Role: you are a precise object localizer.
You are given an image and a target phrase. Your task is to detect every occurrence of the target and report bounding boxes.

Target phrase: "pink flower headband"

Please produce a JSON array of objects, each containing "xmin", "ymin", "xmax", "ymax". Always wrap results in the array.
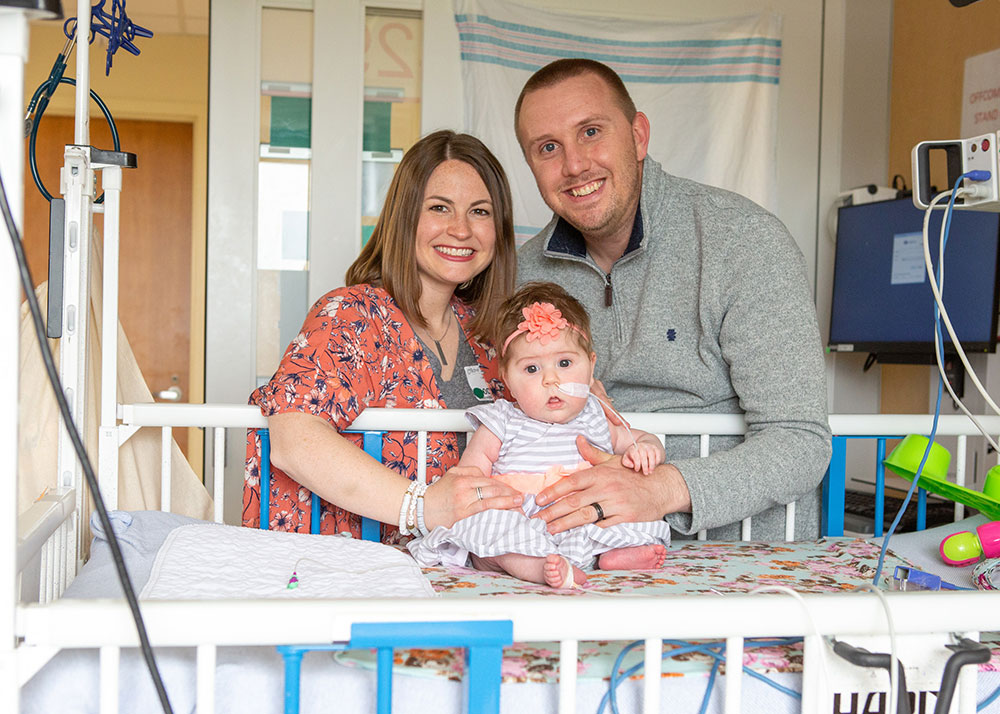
[{"xmin": 501, "ymin": 302, "xmax": 585, "ymax": 356}]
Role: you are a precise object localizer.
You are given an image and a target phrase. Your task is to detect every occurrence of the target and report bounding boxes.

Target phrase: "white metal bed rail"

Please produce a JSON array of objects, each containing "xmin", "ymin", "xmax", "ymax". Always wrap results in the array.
[
  {"xmin": 15, "ymin": 591, "xmax": 996, "ymax": 714},
  {"xmin": 15, "ymin": 407, "xmax": 1000, "ymax": 714},
  {"xmin": 115, "ymin": 406, "xmax": 1000, "ymax": 541}
]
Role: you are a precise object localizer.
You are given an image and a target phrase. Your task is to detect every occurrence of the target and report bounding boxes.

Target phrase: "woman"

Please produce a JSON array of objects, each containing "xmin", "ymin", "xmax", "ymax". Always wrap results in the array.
[{"xmin": 243, "ymin": 130, "xmax": 522, "ymax": 541}]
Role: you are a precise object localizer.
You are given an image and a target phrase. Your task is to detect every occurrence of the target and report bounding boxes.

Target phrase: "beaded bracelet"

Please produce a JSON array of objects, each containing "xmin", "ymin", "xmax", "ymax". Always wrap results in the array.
[
  {"xmin": 398, "ymin": 481, "xmax": 420, "ymax": 536},
  {"xmin": 415, "ymin": 485, "xmax": 430, "ymax": 537},
  {"xmin": 406, "ymin": 481, "xmax": 429, "ymax": 534}
]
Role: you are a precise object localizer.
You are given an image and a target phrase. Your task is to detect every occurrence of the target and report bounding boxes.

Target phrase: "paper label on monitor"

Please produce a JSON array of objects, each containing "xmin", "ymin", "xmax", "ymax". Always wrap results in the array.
[{"xmin": 890, "ymin": 232, "xmax": 925, "ymax": 285}]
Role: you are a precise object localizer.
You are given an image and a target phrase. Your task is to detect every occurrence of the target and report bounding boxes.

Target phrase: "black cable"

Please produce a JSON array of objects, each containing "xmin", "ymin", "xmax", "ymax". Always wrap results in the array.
[
  {"xmin": 0, "ymin": 169, "xmax": 173, "ymax": 713},
  {"xmin": 27, "ymin": 75, "xmax": 120, "ymax": 204}
]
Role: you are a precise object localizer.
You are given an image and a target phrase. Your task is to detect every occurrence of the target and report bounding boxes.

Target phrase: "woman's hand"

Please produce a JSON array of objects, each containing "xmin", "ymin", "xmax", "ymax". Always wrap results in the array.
[{"xmin": 422, "ymin": 466, "xmax": 523, "ymax": 530}]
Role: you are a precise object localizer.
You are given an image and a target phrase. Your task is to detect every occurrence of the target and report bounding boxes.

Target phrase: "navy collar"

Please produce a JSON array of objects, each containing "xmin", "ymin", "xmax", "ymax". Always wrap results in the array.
[{"xmin": 546, "ymin": 205, "xmax": 644, "ymax": 262}]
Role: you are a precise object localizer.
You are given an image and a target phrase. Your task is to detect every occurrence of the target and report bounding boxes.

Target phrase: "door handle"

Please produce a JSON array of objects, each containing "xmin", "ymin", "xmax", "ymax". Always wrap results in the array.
[{"xmin": 156, "ymin": 385, "xmax": 182, "ymax": 401}]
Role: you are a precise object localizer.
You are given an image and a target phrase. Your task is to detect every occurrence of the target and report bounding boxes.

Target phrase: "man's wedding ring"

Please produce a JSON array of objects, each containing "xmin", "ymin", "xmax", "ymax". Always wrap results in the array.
[{"xmin": 591, "ymin": 502, "xmax": 605, "ymax": 521}]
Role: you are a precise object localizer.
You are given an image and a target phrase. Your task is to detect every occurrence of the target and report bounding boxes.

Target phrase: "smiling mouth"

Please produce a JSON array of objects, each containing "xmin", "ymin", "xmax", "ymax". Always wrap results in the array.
[
  {"xmin": 568, "ymin": 180, "xmax": 604, "ymax": 197},
  {"xmin": 436, "ymin": 246, "xmax": 474, "ymax": 257}
]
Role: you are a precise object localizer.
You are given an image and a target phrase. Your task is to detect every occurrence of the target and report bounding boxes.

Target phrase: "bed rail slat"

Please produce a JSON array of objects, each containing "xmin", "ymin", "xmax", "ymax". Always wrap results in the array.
[
  {"xmin": 724, "ymin": 636, "xmax": 743, "ymax": 714},
  {"xmin": 213, "ymin": 427, "xmax": 225, "ymax": 523},
  {"xmin": 160, "ymin": 427, "xmax": 172, "ymax": 513},
  {"xmin": 99, "ymin": 645, "xmax": 119, "ymax": 714},
  {"xmin": 955, "ymin": 434, "xmax": 967, "ymax": 521},
  {"xmin": 643, "ymin": 637, "xmax": 661, "ymax": 714},
  {"xmin": 784, "ymin": 502, "xmax": 795, "ymax": 541},
  {"xmin": 697, "ymin": 434, "xmax": 710, "ymax": 540},
  {"xmin": 417, "ymin": 430, "xmax": 427, "ymax": 485},
  {"xmin": 557, "ymin": 639, "xmax": 577, "ymax": 714},
  {"xmin": 801, "ymin": 634, "xmax": 826, "ymax": 713},
  {"xmin": 42, "ymin": 539, "xmax": 53, "ymax": 604},
  {"xmin": 197, "ymin": 644, "xmax": 216, "ymax": 714}
]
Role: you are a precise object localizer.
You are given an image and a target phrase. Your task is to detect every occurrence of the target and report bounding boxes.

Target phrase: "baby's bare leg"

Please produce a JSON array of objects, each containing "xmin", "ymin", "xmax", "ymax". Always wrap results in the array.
[
  {"xmin": 597, "ymin": 545, "xmax": 667, "ymax": 571},
  {"xmin": 472, "ymin": 553, "xmax": 587, "ymax": 588}
]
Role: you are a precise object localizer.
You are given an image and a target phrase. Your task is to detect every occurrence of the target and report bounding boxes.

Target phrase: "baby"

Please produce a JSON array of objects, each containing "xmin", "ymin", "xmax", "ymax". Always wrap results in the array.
[{"xmin": 408, "ymin": 282, "xmax": 671, "ymax": 588}]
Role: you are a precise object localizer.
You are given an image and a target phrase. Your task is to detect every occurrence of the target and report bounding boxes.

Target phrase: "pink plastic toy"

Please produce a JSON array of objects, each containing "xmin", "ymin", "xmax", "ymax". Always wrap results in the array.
[{"xmin": 940, "ymin": 520, "xmax": 1000, "ymax": 566}]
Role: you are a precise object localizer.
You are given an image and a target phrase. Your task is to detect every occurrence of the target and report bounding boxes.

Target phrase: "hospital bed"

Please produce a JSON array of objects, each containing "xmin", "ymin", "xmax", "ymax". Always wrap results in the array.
[
  {"xmin": 10, "ymin": 407, "xmax": 1000, "ymax": 714},
  {"xmin": 5, "ymin": 5, "xmax": 1000, "ymax": 714}
]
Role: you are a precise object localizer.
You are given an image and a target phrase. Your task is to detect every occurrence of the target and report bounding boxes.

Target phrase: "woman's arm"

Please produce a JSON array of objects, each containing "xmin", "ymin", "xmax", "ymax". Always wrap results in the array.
[{"xmin": 268, "ymin": 411, "xmax": 521, "ymax": 530}]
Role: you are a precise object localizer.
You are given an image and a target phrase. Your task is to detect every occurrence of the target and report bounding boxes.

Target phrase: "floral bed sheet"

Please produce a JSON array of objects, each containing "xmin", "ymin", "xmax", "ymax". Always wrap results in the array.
[{"xmin": 335, "ymin": 538, "xmax": 1000, "ymax": 683}]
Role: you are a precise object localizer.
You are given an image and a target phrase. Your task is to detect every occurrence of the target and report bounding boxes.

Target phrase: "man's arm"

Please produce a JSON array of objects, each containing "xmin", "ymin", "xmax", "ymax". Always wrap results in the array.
[
  {"xmin": 536, "ymin": 211, "xmax": 830, "ymax": 536},
  {"xmin": 661, "ymin": 212, "xmax": 830, "ymax": 535}
]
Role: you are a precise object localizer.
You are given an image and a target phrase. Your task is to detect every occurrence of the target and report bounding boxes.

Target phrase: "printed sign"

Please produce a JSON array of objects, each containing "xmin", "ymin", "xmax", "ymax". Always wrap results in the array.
[{"xmin": 962, "ymin": 47, "xmax": 1000, "ymax": 138}]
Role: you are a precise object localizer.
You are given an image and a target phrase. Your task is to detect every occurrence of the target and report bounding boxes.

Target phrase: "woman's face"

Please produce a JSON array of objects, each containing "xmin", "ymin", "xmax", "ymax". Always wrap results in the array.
[{"xmin": 414, "ymin": 160, "xmax": 497, "ymax": 296}]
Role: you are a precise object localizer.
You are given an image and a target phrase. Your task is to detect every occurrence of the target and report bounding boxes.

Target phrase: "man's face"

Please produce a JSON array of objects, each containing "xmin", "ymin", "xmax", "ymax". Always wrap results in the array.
[{"xmin": 517, "ymin": 73, "xmax": 649, "ymax": 244}]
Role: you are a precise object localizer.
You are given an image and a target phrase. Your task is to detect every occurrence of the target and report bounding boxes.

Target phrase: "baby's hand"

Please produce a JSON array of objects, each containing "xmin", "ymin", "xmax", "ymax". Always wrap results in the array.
[{"xmin": 621, "ymin": 442, "xmax": 665, "ymax": 475}]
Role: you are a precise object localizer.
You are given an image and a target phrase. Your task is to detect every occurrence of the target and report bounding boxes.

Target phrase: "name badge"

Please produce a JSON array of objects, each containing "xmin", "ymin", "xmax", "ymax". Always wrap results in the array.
[{"xmin": 465, "ymin": 365, "xmax": 492, "ymax": 402}]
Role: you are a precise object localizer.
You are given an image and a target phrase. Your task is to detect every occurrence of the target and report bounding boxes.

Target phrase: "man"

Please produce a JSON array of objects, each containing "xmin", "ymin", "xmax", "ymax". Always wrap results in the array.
[{"xmin": 515, "ymin": 59, "xmax": 831, "ymax": 541}]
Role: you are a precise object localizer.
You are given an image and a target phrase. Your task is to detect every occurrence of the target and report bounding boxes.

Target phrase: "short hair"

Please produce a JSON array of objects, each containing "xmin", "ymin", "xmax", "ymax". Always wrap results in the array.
[
  {"xmin": 346, "ymin": 130, "xmax": 516, "ymax": 342},
  {"xmin": 496, "ymin": 282, "xmax": 593, "ymax": 368},
  {"xmin": 514, "ymin": 58, "xmax": 637, "ymax": 145}
]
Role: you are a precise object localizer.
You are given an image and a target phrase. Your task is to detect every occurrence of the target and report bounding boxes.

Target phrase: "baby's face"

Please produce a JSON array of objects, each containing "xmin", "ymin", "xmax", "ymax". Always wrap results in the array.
[{"xmin": 501, "ymin": 329, "xmax": 595, "ymax": 424}]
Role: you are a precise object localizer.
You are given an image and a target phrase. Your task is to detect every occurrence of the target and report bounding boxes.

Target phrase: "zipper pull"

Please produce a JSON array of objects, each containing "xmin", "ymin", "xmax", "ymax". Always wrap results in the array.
[{"xmin": 604, "ymin": 273, "xmax": 613, "ymax": 307}]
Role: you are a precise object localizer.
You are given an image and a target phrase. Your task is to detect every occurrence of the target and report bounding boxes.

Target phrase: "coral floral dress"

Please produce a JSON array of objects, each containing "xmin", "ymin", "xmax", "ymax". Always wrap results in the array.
[{"xmin": 242, "ymin": 284, "xmax": 506, "ymax": 542}]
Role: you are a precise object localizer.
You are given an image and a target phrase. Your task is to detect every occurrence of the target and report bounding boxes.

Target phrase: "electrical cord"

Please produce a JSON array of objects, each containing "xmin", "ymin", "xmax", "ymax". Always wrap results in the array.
[
  {"xmin": 870, "ymin": 186, "xmax": 965, "ymax": 589},
  {"xmin": 599, "ymin": 637, "xmax": 803, "ymax": 714},
  {"xmin": 927, "ymin": 187, "xmax": 1000, "ymax": 452},
  {"xmin": 923, "ymin": 176, "xmax": 1000, "ymax": 420},
  {"xmin": 750, "ymin": 585, "xmax": 833, "ymax": 696},
  {"xmin": 0, "ymin": 169, "xmax": 173, "ymax": 713},
  {"xmin": 857, "ymin": 584, "xmax": 899, "ymax": 714},
  {"xmin": 979, "ymin": 681, "xmax": 1000, "ymax": 711},
  {"xmin": 26, "ymin": 48, "xmax": 120, "ymax": 204}
]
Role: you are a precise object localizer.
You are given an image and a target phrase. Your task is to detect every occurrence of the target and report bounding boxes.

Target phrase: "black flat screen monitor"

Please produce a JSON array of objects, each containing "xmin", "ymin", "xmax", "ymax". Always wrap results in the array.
[{"xmin": 828, "ymin": 197, "xmax": 1000, "ymax": 360}]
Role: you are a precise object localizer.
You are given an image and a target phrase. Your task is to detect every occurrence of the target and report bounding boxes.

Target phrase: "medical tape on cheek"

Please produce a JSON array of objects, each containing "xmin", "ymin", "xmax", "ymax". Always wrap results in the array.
[
  {"xmin": 556, "ymin": 383, "xmax": 638, "ymax": 452},
  {"xmin": 556, "ymin": 382, "xmax": 590, "ymax": 398}
]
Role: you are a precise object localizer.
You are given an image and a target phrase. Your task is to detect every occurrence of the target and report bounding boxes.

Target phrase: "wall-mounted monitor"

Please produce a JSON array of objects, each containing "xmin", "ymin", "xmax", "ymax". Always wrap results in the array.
[{"xmin": 828, "ymin": 197, "xmax": 1000, "ymax": 363}]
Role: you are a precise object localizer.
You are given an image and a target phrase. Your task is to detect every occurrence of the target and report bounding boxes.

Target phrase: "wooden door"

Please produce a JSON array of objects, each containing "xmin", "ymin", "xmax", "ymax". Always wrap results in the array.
[{"xmin": 22, "ymin": 116, "xmax": 194, "ymax": 455}]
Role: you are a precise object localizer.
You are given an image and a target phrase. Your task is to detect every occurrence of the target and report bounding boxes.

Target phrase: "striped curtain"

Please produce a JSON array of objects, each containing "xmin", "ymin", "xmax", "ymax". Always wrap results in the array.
[{"xmin": 454, "ymin": 0, "xmax": 782, "ymax": 245}]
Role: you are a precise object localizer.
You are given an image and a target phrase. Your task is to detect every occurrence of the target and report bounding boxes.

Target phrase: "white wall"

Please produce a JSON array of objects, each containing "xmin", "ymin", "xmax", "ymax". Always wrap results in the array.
[
  {"xmin": 823, "ymin": 0, "xmax": 893, "ymax": 415},
  {"xmin": 819, "ymin": 1, "xmax": 894, "ymax": 489}
]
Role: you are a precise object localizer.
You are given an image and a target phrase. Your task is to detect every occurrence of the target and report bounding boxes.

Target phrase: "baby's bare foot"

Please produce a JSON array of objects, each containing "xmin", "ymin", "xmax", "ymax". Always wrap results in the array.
[
  {"xmin": 543, "ymin": 554, "xmax": 587, "ymax": 589},
  {"xmin": 598, "ymin": 544, "xmax": 667, "ymax": 571}
]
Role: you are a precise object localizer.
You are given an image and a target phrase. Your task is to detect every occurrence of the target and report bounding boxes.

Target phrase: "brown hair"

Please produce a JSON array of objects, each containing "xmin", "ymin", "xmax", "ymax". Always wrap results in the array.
[
  {"xmin": 514, "ymin": 58, "xmax": 637, "ymax": 146},
  {"xmin": 496, "ymin": 282, "xmax": 593, "ymax": 368},
  {"xmin": 345, "ymin": 130, "xmax": 516, "ymax": 341}
]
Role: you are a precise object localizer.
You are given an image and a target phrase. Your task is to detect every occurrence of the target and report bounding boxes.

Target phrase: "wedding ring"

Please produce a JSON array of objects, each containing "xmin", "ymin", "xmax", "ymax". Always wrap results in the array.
[
  {"xmin": 476, "ymin": 486, "xmax": 484, "ymax": 501},
  {"xmin": 591, "ymin": 502, "xmax": 605, "ymax": 522}
]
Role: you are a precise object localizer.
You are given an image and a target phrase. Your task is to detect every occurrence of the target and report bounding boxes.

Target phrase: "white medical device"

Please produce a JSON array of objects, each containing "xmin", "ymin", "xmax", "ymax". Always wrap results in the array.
[{"xmin": 912, "ymin": 131, "xmax": 1000, "ymax": 212}]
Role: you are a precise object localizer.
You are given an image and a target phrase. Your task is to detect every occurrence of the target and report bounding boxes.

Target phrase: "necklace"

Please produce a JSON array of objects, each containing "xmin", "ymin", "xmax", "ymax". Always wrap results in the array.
[{"xmin": 422, "ymin": 312, "xmax": 454, "ymax": 366}]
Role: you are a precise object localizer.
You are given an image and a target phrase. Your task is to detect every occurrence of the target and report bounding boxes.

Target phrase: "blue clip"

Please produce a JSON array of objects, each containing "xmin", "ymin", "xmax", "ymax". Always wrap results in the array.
[
  {"xmin": 64, "ymin": 0, "xmax": 154, "ymax": 75},
  {"xmin": 892, "ymin": 565, "xmax": 968, "ymax": 591}
]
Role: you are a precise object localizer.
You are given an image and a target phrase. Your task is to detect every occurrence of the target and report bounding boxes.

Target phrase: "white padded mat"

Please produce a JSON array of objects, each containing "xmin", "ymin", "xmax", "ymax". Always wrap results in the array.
[{"xmin": 140, "ymin": 523, "xmax": 437, "ymax": 600}]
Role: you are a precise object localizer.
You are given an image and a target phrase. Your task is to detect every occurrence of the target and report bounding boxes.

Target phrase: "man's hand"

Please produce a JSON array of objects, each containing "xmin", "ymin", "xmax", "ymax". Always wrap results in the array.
[{"xmin": 533, "ymin": 435, "xmax": 692, "ymax": 534}]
